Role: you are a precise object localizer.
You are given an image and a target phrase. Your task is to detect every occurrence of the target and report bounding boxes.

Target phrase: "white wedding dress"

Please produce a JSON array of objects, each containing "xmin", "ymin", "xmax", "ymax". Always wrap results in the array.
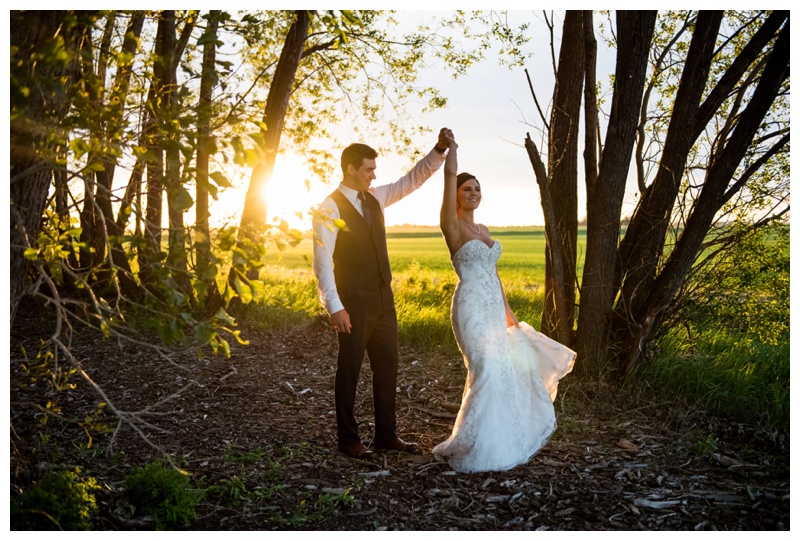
[{"xmin": 432, "ymin": 240, "xmax": 576, "ymax": 473}]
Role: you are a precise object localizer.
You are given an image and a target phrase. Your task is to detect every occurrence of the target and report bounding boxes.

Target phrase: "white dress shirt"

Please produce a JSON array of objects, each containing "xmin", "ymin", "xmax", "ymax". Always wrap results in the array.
[{"xmin": 312, "ymin": 148, "xmax": 446, "ymax": 314}]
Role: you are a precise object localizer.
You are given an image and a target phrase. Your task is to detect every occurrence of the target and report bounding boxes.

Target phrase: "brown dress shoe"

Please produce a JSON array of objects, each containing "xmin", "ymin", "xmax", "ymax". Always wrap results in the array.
[
  {"xmin": 374, "ymin": 437, "xmax": 419, "ymax": 454},
  {"xmin": 338, "ymin": 441, "xmax": 374, "ymax": 459}
]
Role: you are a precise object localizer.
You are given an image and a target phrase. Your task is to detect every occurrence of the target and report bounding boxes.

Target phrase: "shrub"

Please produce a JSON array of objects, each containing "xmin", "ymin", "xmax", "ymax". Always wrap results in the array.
[
  {"xmin": 122, "ymin": 461, "xmax": 202, "ymax": 530},
  {"xmin": 11, "ymin": 468, "xmax": 99, "ymax": 530}
]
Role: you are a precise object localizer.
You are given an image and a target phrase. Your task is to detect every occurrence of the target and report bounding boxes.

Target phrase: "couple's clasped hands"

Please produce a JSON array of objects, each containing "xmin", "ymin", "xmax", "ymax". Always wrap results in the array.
[{"xmin": 438, "ymin": 127, "xmax": 457, "ymax": 151}]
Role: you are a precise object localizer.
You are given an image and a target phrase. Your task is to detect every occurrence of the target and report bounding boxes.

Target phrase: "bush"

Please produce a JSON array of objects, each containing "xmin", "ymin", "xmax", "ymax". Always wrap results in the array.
[
  {"xmin": 11, "ymin": 468, "xmax": 99, "ymax": 530},
  {"xmin": 122, "ymin": 461, "xmax": 202, "ymax": 530},
  {"xmin": 680, "ymin": 223, "xmax": 789, "ymax": 344}
]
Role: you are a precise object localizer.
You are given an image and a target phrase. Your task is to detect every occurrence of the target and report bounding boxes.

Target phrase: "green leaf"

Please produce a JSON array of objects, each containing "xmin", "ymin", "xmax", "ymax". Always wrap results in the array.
[
  {"xmin": 171, "ymin": 186, "xmax": 194, "ymax": 213},
  {"xmin": 210, "ymin": 171, "xmax": 232, "ymax": 188},
  {"xmin": 233, "ymin": 276, "xmax": 253, "ymax": 304},
  {"xmin": 69, "ymin": 138, "xmax": 91, "ymax": 160},
  {"xmin": 23, "ymin": 248, "xmax": 39, "ymax": 260},
  {"xmin": 195, "ymin": 322, "xmax": 215, "ymax": 344},
  {"xmin": 223, "ymin": 285, "xmax": 237, "ymax": 305}
]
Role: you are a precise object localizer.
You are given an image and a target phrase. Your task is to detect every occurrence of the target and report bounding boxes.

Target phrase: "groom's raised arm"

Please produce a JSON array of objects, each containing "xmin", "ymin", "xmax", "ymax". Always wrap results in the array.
[{"xmin": 373, "ymin": 128, "xmax": 450, "ymax": 209}]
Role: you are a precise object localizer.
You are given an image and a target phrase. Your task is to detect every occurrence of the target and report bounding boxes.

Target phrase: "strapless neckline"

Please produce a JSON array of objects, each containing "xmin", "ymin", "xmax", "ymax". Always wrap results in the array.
[{"xmin": 452, "ymin": 239, "xmax": 499, "ymax": 259}]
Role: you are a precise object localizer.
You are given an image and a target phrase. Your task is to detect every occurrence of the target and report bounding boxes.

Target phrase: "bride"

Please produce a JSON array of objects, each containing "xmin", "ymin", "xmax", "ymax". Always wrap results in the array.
[{"xmin": 431, "ymin": 133, "xmax": 576, "ymax": 473}]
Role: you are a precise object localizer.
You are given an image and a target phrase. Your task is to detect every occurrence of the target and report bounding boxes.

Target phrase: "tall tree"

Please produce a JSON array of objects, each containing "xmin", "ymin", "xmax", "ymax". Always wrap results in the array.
[
  {"xmin": 161, "ymin": 10, "xmax": 198, "ymax": 300},
  {"xmin": 195, "ymin": 10, "xmax": 223, "ymax": 307},
  {"xmin": 575, "ymin": 11, "xmax": 657, "ymax": 378},
  {"xmin": 140, "ymin": 10, "xmax": 197, "ymax": 295},
  {"xmin": 540, "ymin": 11, "xmax": 585, "ymax": 345},
  {"xmin": 86, "ymin": 11, "xmax": 146, "ymax": 298},
  {"xmin": 526, "ymin": 10, "xmax": 789, "ymax": 379},
  {"xmin": 613, "ymin": 12, "xmax": 790, "ymax": 377}
]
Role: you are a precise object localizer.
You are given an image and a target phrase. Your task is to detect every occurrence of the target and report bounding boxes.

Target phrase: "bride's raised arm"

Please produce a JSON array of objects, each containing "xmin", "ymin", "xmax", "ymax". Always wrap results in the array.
[{"xmin": 439, "ymin": 135, "xmax": 461, "ymax": 254}]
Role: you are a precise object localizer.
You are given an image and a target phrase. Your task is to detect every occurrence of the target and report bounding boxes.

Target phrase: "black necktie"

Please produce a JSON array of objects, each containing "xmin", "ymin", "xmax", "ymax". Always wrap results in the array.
[{"xmin": 358, "ymin": 191, "xmax": 372, "ymax": 226}]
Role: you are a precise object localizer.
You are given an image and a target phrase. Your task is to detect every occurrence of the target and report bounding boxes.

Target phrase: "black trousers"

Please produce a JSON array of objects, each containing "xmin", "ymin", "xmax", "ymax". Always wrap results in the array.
[{"xmin": 335, "ymin": 283, "xmax": 398, "ymax": 445}]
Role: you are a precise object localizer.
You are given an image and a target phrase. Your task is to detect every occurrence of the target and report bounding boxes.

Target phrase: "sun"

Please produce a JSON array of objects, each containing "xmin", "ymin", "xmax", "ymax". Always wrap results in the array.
[
  {"xmin": 263, "ymin": 153, "xmax": 331, "ymax": 232},
  {"xmin": 206, "ymin": 153, "xmax": 329, "ymax": 232}
]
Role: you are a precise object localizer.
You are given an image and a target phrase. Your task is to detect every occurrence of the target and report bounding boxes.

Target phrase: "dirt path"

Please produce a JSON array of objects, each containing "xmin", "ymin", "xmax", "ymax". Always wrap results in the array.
[{"xmin": 10, "ymin": 314, "xmax": 790, "ymax": 530}]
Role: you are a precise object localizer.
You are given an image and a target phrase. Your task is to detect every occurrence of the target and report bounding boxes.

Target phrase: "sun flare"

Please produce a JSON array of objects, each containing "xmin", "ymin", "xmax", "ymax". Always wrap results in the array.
[{"xmin": 207, "ymin": 153, "xmax": 331, "ymax": 232}]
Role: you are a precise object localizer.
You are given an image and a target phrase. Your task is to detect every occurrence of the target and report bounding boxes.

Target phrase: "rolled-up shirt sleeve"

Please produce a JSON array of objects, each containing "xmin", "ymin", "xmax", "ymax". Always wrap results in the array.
[{"xmin": 311, "ymin": 197, "xmax": 344, "ymax": 315}]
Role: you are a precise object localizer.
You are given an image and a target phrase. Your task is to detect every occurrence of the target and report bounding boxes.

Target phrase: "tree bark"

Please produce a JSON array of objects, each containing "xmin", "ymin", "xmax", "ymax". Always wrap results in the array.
[
  {"xmin": 574, "ymin": 10, "xmax": 656, "ymax": 378},
  {"xmin": 160, "ymin": 10, "xmax": 194, "ymax": 301},
  {"xmin": 139, "ymin": 11, "xmax": 199, "ymax": 293},
  {"xmin": 196, "ymin": 10, "xmax": 222, "ymax": 308},
  {"xmin": 78, "ymin": 14, "xmax": 108, "ymax": 271},
  {"xmin": 540, "ymin": 10, "xmax": 584, "ymax": 345},
  {"xmin": 233, "ymin": 10, "xmax": 311, "ymax": 282},
  {"xmin": 582, "ymin": 10, "xmax": 599, "ymax": 204},
  {"xmin": 95, "ymin": 12, "xmax": 145, "ymax": 299},
  {"xmin": 140, "ymin": 15, "xmax": 166, "ymax": 289},
  {"xmin": 634, "ymin": 13, "xmax": 695, "ymax": 196}
]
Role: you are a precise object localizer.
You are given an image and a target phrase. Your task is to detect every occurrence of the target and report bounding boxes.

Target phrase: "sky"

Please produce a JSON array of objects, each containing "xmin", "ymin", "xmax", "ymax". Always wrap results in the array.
[
  {"xmin": 2, "ymin": 9, "xmax": 631, "ymax": 233},
  {"xmin": 208, "ymin": 10, "xmax": 633, "ymax": 231},
  {"xmin": 0, "ymin": 8, "xmax": 642, "ymax": 234}
]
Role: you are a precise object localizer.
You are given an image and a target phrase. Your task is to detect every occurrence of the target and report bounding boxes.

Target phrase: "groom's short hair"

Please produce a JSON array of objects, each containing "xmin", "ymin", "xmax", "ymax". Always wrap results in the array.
[{"xmin": 341, "ymin": 143, "xmax": 378, "ymax": 174}]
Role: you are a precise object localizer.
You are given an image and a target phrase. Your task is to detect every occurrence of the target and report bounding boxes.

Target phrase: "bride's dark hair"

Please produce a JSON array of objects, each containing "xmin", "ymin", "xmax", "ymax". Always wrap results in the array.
[{"xmin": 457, "ymin": 172, "xmax": 480, "ymax": 189}]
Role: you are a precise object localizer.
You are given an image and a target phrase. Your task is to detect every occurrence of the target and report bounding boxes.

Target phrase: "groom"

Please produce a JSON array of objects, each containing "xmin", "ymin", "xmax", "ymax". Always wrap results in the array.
[{"xmin": 312, "ymin": 128, "xmax": 452, "ymax": 459}]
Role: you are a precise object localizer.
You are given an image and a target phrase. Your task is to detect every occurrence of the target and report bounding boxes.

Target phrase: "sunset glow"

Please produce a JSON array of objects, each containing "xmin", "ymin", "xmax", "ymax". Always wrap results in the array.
[{"xmin": 206, "ymin": 150, "xmax": 552, "ymax": 232}]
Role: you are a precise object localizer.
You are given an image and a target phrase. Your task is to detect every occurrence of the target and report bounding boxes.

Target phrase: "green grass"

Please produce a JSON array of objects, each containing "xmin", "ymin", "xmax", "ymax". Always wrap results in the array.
[
  {"xmin": 262, "ymin": 225, "xmax": 565, "ymax": 275},
  {"xmin": 634, "ymin": 328, "xmax": 790, "ymax": 429}
]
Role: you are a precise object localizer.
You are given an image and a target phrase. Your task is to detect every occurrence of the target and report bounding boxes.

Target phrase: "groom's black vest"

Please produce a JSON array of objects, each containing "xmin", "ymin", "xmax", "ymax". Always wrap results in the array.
[{"xmin": 330, "ymin": 190, "xmax": 392, "ymax": 292}]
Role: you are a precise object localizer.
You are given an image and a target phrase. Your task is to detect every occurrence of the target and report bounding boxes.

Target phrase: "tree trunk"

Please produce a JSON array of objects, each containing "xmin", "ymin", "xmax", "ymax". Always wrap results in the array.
[
  {"xmin": 10, "ymin": 11, "xmax": 86, "ymax": 311},
  {"xmin": 139, "ymin": 11, "xmax": 200, "ymax": 292},
  {"xmin": 78, "ymin": 14, "xmax": 109, "ymax": 271},
  {"xmin": 233, "ymin": 10, "xmax": 311, "ymax": 282},
  {"xmin": 97, "ymin": 12, "xmax": 146, "ymax": 299},
  {"xmin": 160, "ymin": 10, "xmax": 194, "ymax": 301},
  {"xmin": 617, "ymin": 17, "xmax": 789, "ymax": 378},
  {"xmin": 540, "ymin": 10, "xmax": 584, "ymax": 346},
  {"xmin": 582, "ymin": 11, "xmax": 599, "ymax": 204},
  {"xmin": 196, "ymin": 10, "xmax": 222, "ymax": 309},
  {"xmin": 574, "ymin": 10, "xmax": 656, "ymax": 378},
  {"xmin": 525, "ymin": 134, "xmax": 572, "ymax": 345},
  {"xmin": 140, "ymin": 16, "xmax": 166, "ymax": 290}
]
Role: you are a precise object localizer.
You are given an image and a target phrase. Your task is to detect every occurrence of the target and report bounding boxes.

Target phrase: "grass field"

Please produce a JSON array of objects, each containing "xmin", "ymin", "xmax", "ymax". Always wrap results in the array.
[
  {"xmin": 263, "ymin": 225, "xmax": 572, "ymax": 276},
  {"xmin": 246, "ymin": 226, "xmax": 567, "ymax": 352}
]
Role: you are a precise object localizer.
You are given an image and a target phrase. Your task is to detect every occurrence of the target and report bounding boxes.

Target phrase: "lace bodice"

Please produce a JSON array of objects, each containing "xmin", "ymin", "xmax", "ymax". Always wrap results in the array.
[
  {"xmin": 450, "ymin": 240, "xmax": 506, "ymax": 365},
  {"xmin": 451, "ymin": 239, "xmax": 501, "ymax": 281}
]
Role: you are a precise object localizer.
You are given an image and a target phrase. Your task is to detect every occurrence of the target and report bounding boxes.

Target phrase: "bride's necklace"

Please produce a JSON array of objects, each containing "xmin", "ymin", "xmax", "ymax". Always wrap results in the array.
[{"xmin": 460, "ymin": 219, "xmax": 481, "ymax": 235}]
